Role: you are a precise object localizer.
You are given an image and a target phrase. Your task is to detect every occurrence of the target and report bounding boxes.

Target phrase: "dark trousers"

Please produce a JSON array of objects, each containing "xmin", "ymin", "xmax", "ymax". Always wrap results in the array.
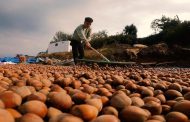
[{"xmin": 71, "ymin": 40, "xmax": 84, "ymax": 64}]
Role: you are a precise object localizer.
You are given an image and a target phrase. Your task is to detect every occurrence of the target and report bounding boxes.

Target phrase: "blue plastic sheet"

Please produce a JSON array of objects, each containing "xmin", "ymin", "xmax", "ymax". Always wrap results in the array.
[
  {"xmin": 0, "ymin": 57, "xmax": 37, "ymax": 63},
  {"xmin": 27, "ymin": 58, "xmax": 37, "ymax": 63}
]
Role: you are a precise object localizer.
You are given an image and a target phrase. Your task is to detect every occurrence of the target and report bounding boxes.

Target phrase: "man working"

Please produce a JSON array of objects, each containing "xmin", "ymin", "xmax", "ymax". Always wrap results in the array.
[{"xmin": 71, "ymin": 17, "xmax": 93, "ymax": 64}]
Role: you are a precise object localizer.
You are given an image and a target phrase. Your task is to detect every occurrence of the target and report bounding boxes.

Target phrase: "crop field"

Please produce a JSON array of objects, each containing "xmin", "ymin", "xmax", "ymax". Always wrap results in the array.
[{"xmin": 0, "ymin": 64, "xmax": 190, "ymax": 122}]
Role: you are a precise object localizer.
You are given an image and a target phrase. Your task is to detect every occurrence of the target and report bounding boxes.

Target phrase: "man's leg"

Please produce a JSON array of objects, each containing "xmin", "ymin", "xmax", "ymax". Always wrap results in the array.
[
  {"xmin": 78, "ymin": 42, "xmax": 84, "ymax": 59},
  {"xmin": 71, "ymin": 42, "xmax": 79, "ymax": 64}
]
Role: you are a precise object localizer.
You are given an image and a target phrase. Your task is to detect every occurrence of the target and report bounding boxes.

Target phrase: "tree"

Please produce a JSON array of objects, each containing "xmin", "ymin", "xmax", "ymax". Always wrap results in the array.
[
  {"xmin": 90, "ymin": 30, "xmax": 108, "ymax": 48},
  {"xmin": 164, "ymin": 21, "xmax": 190, "ymax": 46},
  {"xmin": 151, "ymin": 15, "xmax": 181, "ymax": 33},
  {"xmin": 50, "ymin": 31, "xmax": 71, "ymax": 43},
  {"xmin": 123, "ymin": 24, "xmax": 137, "ymax": 38},
  {"xmin": 123, "ymin": 24, "xmax": 138, "ymax": 44},
  {"xmin": 91, "ymin": 30, "xmax": 108, "ymax": 40}
]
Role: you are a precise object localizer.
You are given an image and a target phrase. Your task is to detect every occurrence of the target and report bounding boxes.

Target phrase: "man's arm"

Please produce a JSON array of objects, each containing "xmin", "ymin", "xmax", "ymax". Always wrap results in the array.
[{"xmin": 86, "ymin": 28, "xmax": 92, "ymax": 41}]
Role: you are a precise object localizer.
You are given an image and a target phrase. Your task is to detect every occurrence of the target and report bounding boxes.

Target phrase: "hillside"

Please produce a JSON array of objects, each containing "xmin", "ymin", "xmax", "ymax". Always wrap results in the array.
[{"xmin": 38, "ymin": 43, "xmax": 190, "ymax": 66}]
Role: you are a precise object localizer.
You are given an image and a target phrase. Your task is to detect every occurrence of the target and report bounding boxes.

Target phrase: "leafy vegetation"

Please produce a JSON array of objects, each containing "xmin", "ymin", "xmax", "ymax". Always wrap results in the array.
[
  {"xmin": 140, "ymin": 15, "xmax": 190, "ymax": 47},
  {"xmin": 151, "ymin": 15, "xmax": 180, "ymax": 33},
  {"xmin": 50, "ymin": 31, "xmax": 71, "ymax": 44},
  {"xmin": 90, "ymin": 24, "xmax": 138, "ymax": 49},
  {"xmin": 90, "ymin": 15, "xmax": 190, "ymax": 48}
]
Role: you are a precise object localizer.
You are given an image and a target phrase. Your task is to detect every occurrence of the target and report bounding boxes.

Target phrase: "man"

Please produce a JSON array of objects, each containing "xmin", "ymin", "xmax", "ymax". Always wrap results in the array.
[{"xmin": 71, "ymin": 17, "xmax": 93, "ymax": 64}]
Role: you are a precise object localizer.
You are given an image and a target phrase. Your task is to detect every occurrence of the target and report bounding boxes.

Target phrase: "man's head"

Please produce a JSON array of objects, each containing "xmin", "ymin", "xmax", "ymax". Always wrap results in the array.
[{"xmin": 84, "ymin": 17, "xmax": 93, "ymax": 28}]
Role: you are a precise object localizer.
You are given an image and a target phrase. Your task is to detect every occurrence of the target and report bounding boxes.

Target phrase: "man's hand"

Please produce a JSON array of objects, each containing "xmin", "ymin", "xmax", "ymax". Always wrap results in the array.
[{"xmin": 85, "ymin": 41, "xmax": 91, "ymax": 48}]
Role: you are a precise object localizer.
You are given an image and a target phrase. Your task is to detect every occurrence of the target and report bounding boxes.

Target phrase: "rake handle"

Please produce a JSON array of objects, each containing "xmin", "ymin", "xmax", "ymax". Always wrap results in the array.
[{"xmin": 89, "ymin": 46, "xmax": 110, "ymax": 62}]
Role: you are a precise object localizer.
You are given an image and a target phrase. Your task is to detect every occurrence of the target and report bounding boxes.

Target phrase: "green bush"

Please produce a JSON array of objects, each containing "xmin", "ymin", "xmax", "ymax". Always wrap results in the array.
[
  {"xmin": 139, "ymin": 18, "xmax": 190, "ymax": 47},
  {"xmin": 90, "ymin": 34, "xmax": 136, "ymax": 49},
  {"xmin": 164, "ymin": 21, "xmax": 190, "ymax": 47},
  {"xmin": 137, "ymin": 33, "xmax": 163, "ymax": 45}
]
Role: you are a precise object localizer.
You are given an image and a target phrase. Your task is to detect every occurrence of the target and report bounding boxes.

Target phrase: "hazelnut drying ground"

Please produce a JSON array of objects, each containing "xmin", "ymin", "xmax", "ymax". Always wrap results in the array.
[{"xmin": 0, "ymin": 64, "xmax": 190, "ymax": 122}]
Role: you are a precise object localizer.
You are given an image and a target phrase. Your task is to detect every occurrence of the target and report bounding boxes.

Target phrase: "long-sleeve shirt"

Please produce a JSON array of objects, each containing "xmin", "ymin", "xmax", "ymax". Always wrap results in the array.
[{"xmin": 72, "ymin": 24, "xmax": 92, "ymax": 43}]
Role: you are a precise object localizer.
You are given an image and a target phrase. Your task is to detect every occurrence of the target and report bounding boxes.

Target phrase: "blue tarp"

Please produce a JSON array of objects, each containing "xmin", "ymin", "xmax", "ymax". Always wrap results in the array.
[
  {"xmin": 0, "ymin": 57, "xmax": 20, "ymax": 63},
  {"xmin": 27, "ymin": 58, "xmax": 37, "ymax": 63},
  {"xmin": 0, "ymin": 57, "xmax": 37, "ymax": 63}
]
